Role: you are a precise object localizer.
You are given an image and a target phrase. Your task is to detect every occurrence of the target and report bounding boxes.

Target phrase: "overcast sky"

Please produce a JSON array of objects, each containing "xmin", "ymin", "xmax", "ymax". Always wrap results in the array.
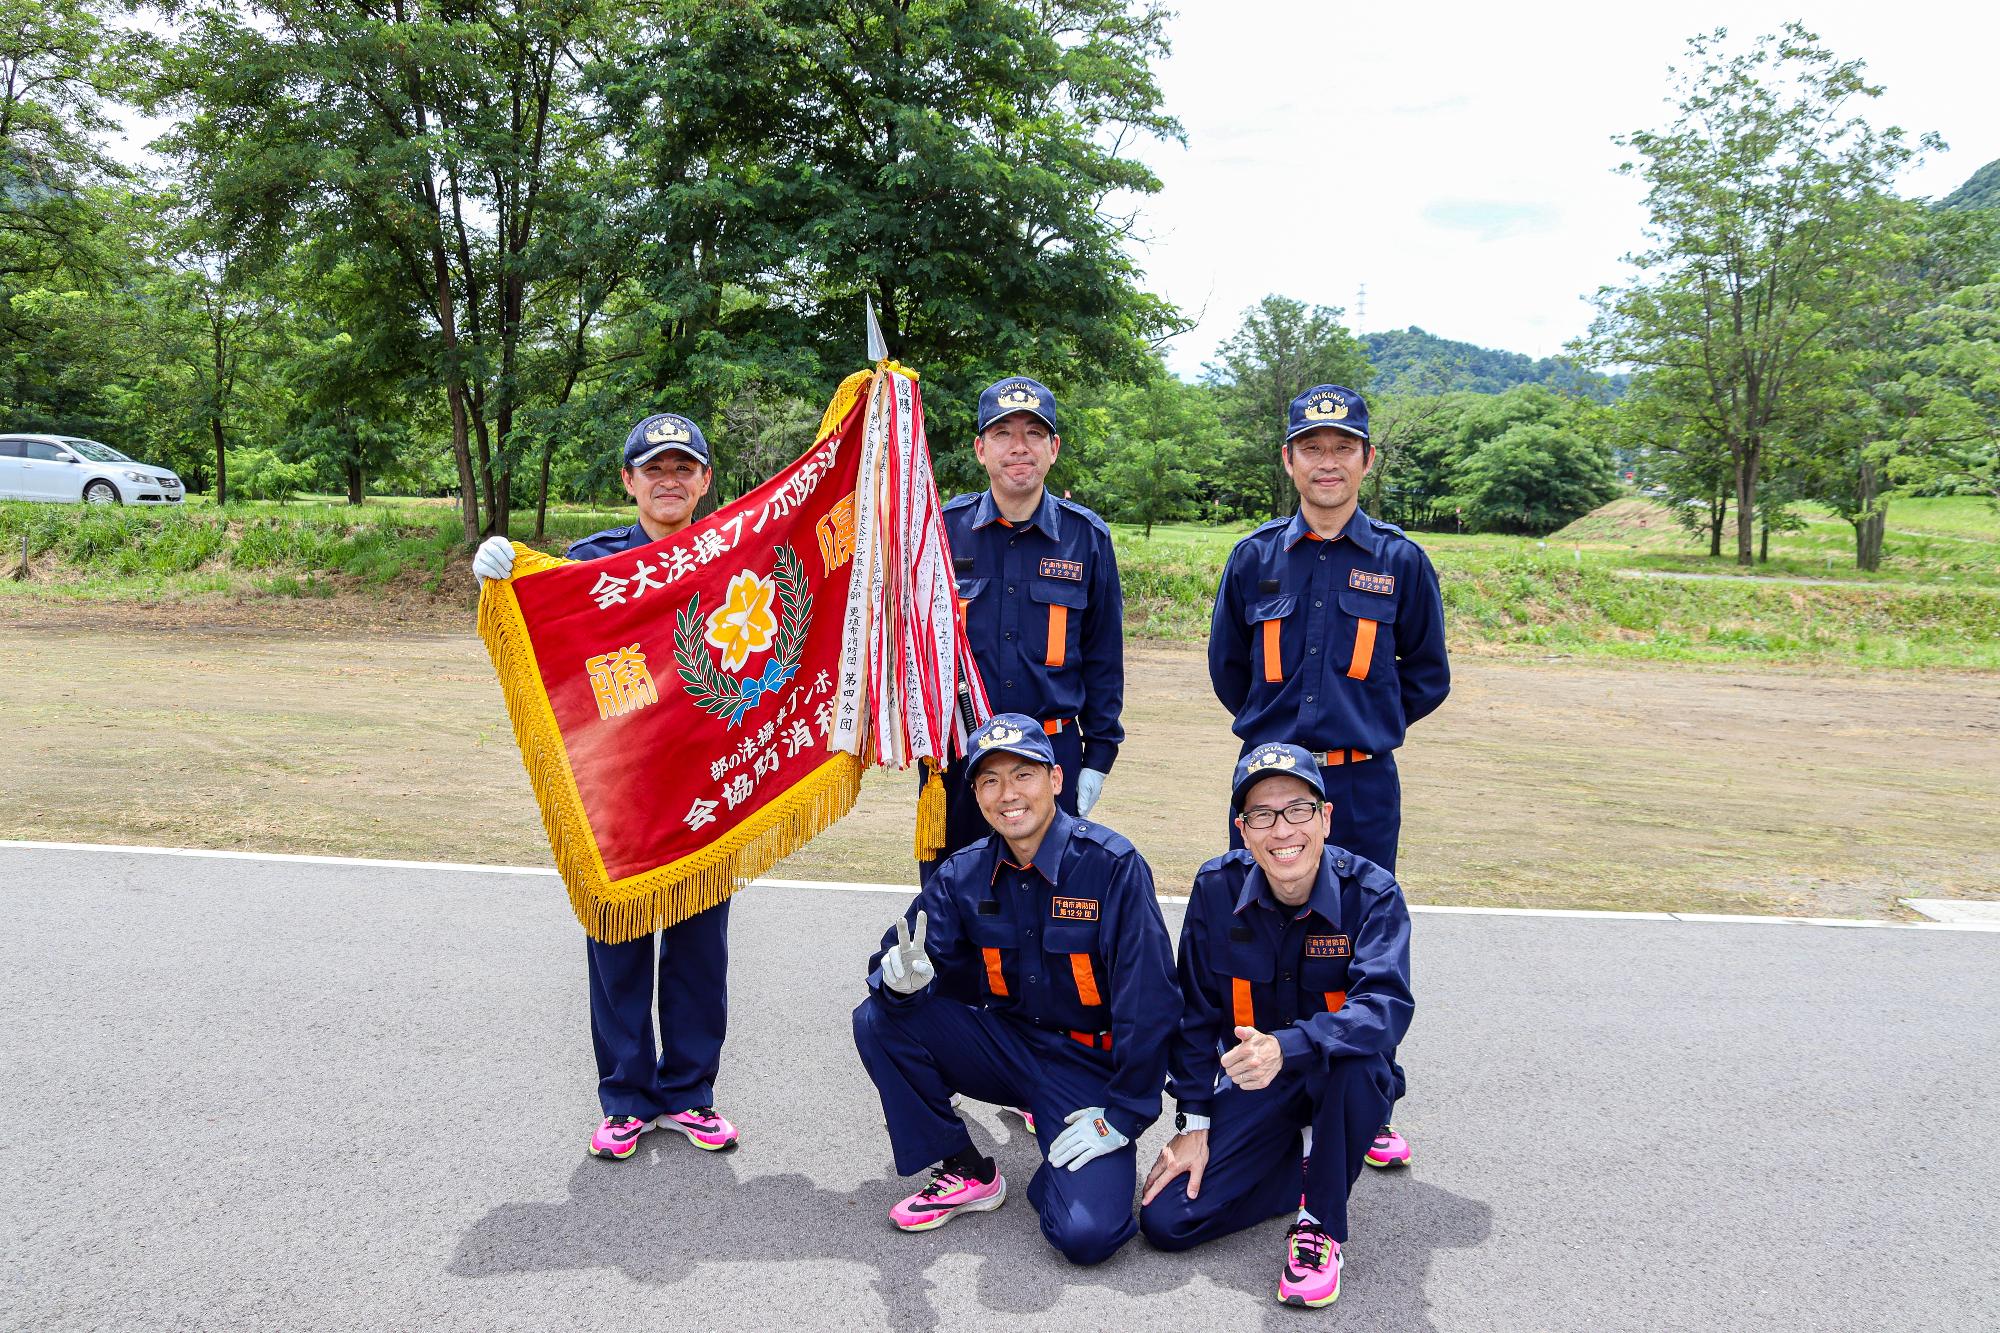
[{"xmin": 1133, "ymin": 2, "xmax": 2000, "ymax": 377}]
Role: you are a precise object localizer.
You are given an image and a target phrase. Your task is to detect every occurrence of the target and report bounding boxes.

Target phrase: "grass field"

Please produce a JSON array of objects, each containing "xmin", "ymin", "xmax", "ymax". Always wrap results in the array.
[{"xmin": 4, "ymin": 492, "xmax": 1998, "ymax": 668}]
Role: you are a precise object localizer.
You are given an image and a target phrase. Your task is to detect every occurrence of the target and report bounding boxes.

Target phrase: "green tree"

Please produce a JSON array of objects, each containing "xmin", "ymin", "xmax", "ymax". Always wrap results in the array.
[
  {"xmin": 1617, "ymin": 375, "xmax": 1734, "ymax": 555},
  {"xmin": 1072, "ymin": 374, "xmax": 1229, "ymax": 535},
  {"xmin": 0, "ymin": 0, "xmax": 151, "ymax": 431},
  {"xmin": 1887, "ymin": 278, "xmax": 2000, "ymax": 503},
  {"xmin": 1448, "ymin": 421, "xmax": 1619, "ymax": 535},
  {"xmin": 1203, "ymin": 295, "xmax": 1371, "ymax": 519},
  {"xmin": 1583, "ymin": 24, "xmax": 1938, "ymax": 565},
  {"xmin": 153, "ymin": 0, "xmax": 609, "ymax": 539}
]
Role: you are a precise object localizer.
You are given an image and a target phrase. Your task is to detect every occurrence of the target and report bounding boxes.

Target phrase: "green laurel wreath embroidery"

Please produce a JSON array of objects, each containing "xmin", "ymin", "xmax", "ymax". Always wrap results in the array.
[{"xmin": 674, "ymin": 543, "xmax": 812, "ymax": 728}]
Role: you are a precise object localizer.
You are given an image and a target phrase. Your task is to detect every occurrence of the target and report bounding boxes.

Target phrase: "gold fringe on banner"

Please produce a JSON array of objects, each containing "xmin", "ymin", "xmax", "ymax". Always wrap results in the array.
[
  {"xmin": 474, "ymin": 367, "xmax": 878, "ymax": 944},
  {"xmin": 913, "ymin": 758, "xmax": 948, "ymax": 860}
]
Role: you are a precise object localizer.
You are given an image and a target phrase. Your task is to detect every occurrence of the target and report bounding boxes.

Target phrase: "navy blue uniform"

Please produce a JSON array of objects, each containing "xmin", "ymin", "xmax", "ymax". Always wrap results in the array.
[
  {"xmin": 1208, "ymin": 505, "xmax": 1449, "ymax": 871},
  {"xmin": 1141, "ymin": 847, "xmax": 1411, "ymax": 1249},
  {"xmin": 568, "ymin": 522, "xmax": 730, "ymax": 1120},
  {"xmin": 923, "ymin": 490, "xmax": 1124, "ymax": 882},
  {"xmin": 853, "ymin": 809, "xmax": 1176, "ymax": 1265}
]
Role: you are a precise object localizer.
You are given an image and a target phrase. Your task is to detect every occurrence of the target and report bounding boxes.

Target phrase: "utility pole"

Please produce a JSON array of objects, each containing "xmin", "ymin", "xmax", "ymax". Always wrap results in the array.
[{"xmin": 1355, "ymin": 283, "xmax": 1367, "ymax": 331}]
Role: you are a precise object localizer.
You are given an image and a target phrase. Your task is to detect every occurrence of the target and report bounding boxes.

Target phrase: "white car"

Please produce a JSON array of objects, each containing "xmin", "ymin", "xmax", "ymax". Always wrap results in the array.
[{"xmin": 0, "ymin": 434, "xmax": 185, "ymax": 505}]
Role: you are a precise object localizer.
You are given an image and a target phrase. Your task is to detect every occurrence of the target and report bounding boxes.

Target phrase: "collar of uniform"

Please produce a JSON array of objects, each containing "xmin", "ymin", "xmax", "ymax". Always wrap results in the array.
[
  {"xmin": 970, "ymin": 487, "xmax": 1062, "ymax": 538},
  {"xmin": 988, "ymin": 807, "xmax": 1076, "ymax": 887},
  {"xmin": 1232, "ymin": 849, "xmax": 1341, "ymax": 924},
  {"xmin": 1281, "ymin": 505, "xmax": 1378, "ymax": 556}
]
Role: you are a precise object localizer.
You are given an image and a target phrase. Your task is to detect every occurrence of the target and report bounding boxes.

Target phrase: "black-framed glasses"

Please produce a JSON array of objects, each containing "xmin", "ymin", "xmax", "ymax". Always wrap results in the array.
[{"xmin": 1238, "ymin": 799, "xmax": 1324, "ymax": 831}]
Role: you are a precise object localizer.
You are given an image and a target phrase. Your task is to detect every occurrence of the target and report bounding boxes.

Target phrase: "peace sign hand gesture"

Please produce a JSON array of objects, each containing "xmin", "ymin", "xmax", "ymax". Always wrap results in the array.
[{"xmin": 880, "ymin": 911, "xmax": 937, "ymax": 996}]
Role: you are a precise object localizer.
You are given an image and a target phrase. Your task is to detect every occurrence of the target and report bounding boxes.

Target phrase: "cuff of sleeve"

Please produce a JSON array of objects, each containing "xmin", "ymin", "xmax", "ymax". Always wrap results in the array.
[
  {"xmin": 867, "ymin": 971, "xmax": 926, "ymax": 1007},
  {"xmin": 1102, "ymin": 1105, "xmax": 1146, "ymax": 1141},
  {"xmin": 1080, "ymin": 740, "xmax": 1120, "ymax": 774},
  {"xmin": 1174, "ymin": 1098, "xmax": 1213, "ymax": 1120},
  {"xmin": 1275, "ymin": 1024, "xmax": 1313, "ymax": 1065}
]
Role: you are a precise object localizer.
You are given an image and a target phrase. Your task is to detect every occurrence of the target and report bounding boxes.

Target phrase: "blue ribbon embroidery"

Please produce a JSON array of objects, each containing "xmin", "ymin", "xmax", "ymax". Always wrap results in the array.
[{"xmin": 726, "ymin": 656, "xmax": 798, "ymax": 727}]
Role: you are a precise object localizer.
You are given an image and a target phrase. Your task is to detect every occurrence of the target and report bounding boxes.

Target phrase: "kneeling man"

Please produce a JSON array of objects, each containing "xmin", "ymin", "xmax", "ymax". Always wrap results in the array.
[
  {"xmin": 853, "ymin": 713, "xmax": 1176, "ymax": 1265},
  {"xmin": 1139, "ymin": 742, "xmax": 1413, "ymax": 1308}
]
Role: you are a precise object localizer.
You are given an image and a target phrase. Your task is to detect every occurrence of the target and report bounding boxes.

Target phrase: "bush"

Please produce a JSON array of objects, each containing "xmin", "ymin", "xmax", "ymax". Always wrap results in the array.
[{"xmin": 230, "ymin": 449, "xmax": 317, "ymax": 503}]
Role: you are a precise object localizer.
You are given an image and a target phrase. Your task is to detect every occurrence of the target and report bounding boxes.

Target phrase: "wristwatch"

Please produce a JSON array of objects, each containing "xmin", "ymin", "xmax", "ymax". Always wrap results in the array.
[{"xmin": 1175, "ymin": 1111, "xmax": 1211, "ymax": 1133}]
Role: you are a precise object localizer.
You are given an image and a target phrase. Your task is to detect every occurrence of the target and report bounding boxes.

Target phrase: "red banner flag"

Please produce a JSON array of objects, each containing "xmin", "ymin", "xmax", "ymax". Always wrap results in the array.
[{"xmin": 478, "ymin": 367, "xmax": 982, "ymax": 943}]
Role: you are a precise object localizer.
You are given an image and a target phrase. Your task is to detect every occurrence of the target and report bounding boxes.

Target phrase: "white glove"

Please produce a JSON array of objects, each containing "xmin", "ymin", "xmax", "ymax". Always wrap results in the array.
[
  {"xmin": 1075, "ymin": 768, "xmax": 1107, "ymax": 817},
  {"xmin": 472, "ymin": 536, "xmax": 517, "ymax": 583},
  {"xmin": 879, "ymin": 911, "xmax": 936, "ymax": 996},
  {"xmin": 1048, "ymin": 1106, "xmax": 1129, "ymax": 1171}
]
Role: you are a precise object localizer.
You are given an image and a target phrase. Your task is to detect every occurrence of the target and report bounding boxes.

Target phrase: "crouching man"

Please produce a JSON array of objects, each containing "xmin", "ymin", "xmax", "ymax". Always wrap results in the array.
[
  {"xmin": 1139, "ymin": 742, "xmax": 1413, "ymax": 1308},
  {"xmin": 853, "ymin": 713, "xmax": 1176, "ymax": 1265}
]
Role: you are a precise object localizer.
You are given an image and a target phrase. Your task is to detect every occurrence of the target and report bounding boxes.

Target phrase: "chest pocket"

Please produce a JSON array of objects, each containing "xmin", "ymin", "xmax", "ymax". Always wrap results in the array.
[
  {"xmin": 1222, "ymin": 929, "xmax": 1276, "ymax": 1029},
  {"xmin": 956, "ymin": 577, "xmax": 989, "ymax": 620},
  {"xmin": 1336, "ymin": 588, "xmax": 1397, "ymax": 683},
  {"xmin": 966, "ymin": 912, "xmax": 1015, "ymax": 999},
  {"xmin": 1044, "ymin": 921, "xmax": 1106, "ymax": 1011},
  {"xmin": 1301, "ymin": 955, "xmax": 1352, "ymax": 1015},
  {"xmin": 1030, "ymin": 581, "xmax": 1088, "ymax": 669},
  {"xmin": 1248, "ymin": 594, "xmax": 1296, "ymax": 684}
]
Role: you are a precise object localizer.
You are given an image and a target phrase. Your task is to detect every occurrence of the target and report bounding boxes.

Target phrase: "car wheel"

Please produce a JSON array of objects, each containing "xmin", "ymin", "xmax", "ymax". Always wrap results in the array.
[{"xmin": 83, "ymin": 480, "xmax": 121, "ymax": 505}]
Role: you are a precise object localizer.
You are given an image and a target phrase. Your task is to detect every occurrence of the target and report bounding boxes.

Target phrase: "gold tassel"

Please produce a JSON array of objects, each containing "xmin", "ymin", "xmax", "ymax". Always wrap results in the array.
[{"xmin": 914, "ymin": 758, "xmax": 948, "ymax": 861}]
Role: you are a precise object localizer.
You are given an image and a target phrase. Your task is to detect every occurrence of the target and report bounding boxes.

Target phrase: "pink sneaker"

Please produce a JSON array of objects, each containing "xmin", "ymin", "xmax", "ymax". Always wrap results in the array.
[
  {"xmin": 588, "ymin": 1114, "xmax": 658, "ymax": 1160},
  {"xmin": 663, "ymin": 1106, "xmax": 739, "ymax": 1151},
  {"xmin": 1277, "ymin": 1222, "xmax": 1342, "ymax": 1307},
  {"xmin": 1366, "ymin": 1125, "xmax": 1411, "ymax": 1169},
  {"xmin": 1006, "ymin": 1106, "xmax": 1037, "ymax": 1135},
  {"xmin": 888, "ymin": 1166, "xmax": 1008, "ymax": 1232}
]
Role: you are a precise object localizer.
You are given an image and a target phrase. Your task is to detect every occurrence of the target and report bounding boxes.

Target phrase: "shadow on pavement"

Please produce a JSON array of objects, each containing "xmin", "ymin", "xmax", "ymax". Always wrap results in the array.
[{"xmin": 450, "ymin": 1120, "xmax": 1493, "ymax": 1329}]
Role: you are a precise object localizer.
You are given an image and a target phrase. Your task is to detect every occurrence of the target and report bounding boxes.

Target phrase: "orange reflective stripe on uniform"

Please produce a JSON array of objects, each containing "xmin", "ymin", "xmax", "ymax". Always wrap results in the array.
[
  {"xmin": 1323, "ymin": 990, "xmax": 1347, "ymax": 1014},
  {"xmin": 1347, "ymin": 618, "xmax": 1378, "ymax": 680},
  {"xmin": 982, "ymin": 947, "xmax": 1008, "ymax": 996},
  {"xmin": 1042, "ymin": 718, "xmax": 1063, "ymax": 735},
  {"xmin": 1069, "ymin": 954, "xmax": 1102, "ymax": 1007},
  {"xmin": 1231, "ymin": 976, "xmax": 1254, "ymax": 1029},
  {"xmin": 1262, "ymin": 619, "xmax": 1283, "ymax": 682},
  {"xmin": 1045, "ymin": 604, "xmax": 1068, "ymax": 668}
]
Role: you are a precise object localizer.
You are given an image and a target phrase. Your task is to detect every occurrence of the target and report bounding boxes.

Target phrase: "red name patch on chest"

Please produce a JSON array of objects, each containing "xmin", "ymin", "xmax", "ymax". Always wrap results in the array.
[
  {"xmin": 1051, "ymin": 896, "xmax": 1101, "ymax": 921},
  {"xmin": 1305, "ymin": 934, "xmax": 1351, "ymax": 958},
  {"xmin": 1039, "ymin": 558, "xmax": 1084, "ymax": 582},
  {"xmin": 1349, "ymin": 569, "xmax": 1395, "ymax": 596}
]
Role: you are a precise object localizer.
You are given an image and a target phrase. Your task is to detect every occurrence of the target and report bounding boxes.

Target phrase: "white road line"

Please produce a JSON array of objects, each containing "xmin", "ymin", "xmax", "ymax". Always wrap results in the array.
[{"xmin": 4, "ymin": 839, "xmax": 1998, "ymax": 933}]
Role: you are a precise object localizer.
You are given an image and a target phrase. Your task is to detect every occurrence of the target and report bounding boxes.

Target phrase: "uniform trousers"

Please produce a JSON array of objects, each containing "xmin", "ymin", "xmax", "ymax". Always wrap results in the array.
[
  {"xmin": 1141, "ymin": 1052, "xmax": 1394, "ymax": 1249},
  {"xmin": 853, "ymin": 991, "xmax": 1140, "ymax": 1266},
  {"xmin": 585, "ymin": 898, "xmax": 729, "ymax": 1119}
]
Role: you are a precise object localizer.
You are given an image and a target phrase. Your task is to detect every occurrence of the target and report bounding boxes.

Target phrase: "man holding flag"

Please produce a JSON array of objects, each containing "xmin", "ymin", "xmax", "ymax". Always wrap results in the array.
[
  {"xmin": 854, "ymin": 713, "xmax": 1176, "ymax": 1265},
  {"xmin": 473, "ymin": 412, "xmax": 742, "ymax": 1161},
  {"xmin": 926, "ymin": 377, "xmax": 1126, "ymax": 882}
]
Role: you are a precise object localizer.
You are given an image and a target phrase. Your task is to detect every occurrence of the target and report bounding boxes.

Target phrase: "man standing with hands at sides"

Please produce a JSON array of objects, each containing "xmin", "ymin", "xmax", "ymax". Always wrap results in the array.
[
  {"xmin": 854, "ymin": 713, "xmax": 1176, "ymax": 1265},
  {"xmin": 472, "ymin": 413, "xmax": 742, "ymax": 1161},
  {"xmin": 1207, "ymin": 384, "xmax": 1448, "ymax": 1170},
  {"xmin": 1139, "ymin": 743, "xmax": 1412, "ymax": 1308},
  {"xmin": 929, "ymin": 377, "xmax": 1125, "ymax": 883}
]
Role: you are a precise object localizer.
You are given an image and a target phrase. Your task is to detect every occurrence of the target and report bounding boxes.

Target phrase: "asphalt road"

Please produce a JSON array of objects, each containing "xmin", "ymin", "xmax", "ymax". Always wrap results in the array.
[{"xmin": 3, "ymin": 845, "xmax": 1996, "ymax": 1331}]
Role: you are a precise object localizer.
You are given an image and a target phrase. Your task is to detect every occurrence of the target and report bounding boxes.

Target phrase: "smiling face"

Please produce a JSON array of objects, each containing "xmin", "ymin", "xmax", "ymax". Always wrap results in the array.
[
  {"xmin": 972, "ymin": 754, "xmax": 1064, "ymax": 863},
  {"xmin": 973, "ymin": 413, "xmax": 1060, "ymax": 509},
  {"xmin": 1236, "ymin": 773, "xmax": 1330, "ymax": 906},
  {"xmin": 622, "ymin": 452, "xmax": 712, "ymax": 535},
  {"xmin": 1284, "ymin": 428, "xmax": 1373, "ymax": 528}
]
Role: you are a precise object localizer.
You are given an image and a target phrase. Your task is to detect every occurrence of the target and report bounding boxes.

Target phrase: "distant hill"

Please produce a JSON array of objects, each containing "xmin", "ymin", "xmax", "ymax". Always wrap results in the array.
[
  {"xmin": 1362, "ymin": 326, "xmax": 1627, "ymax": 401},
  {"xmin": 1939, "ymin": 158, "xmax": 2000, "ymax": 212}
]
